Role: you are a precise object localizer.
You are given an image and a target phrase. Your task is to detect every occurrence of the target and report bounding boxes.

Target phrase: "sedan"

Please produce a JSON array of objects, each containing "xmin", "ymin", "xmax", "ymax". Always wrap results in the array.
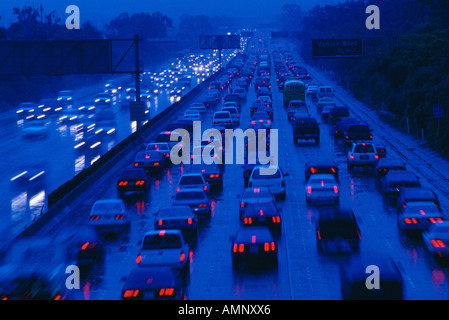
[
  {"xmin": 305, "ymin": 174, "xmax": 339, "ymax": 205},
  {"xmin": 422, "ymin": 222, "xmax": 449, "ymax": 259},
  {"xmin": 176, "ymin": 173, "xmax": 210, "ymax": 195},
  {"xmin": 88, "ymin": 199, "xmax": 130, "ymax": 232},
  {"xmin": 172, "ymin": 188, "xmax": 211, "ymax": 217}
]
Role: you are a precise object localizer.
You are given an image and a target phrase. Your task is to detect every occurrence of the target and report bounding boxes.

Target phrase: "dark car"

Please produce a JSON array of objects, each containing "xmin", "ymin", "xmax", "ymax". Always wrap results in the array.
[
  {"xmin": 231, "ymin": 227, "xmax": 278, "ymax": 269},
  {"xmin": 304, "ymin": 158, "xmax": 339, "ymax": 182},
  {"xmin": 240, "ymin": 202, "xmax": 282, "ymax": 233},
  {"xmin": 329, "ymin": 107, "xmax": 350, "ymax": 125},
  {"xmin": 334, "ymin": 117, "xmax": 360, "ymax": 140},
  {"xmin": 293, "ymin": 117, "xmax": 320, "ymax": 144},
  {"xmin": 315, "ymin": 207, "xmax": 361, "ymax": 255},
  {"xmin": 343, "ymin": 124, "xmax": 373, "ymax": 148},
  {"xmin": 381, "ymin": 170, "xmax": 420, "ymax": 201},
  {"xmin": 121, "ymin": 267, "xmax": 185, "ymax": 300},
  {"xmin": 117, "ymin": 168, "xmax": 150, "ymax": 198},
  {"xmin": 375, "ymin": 158, "xmax": 406, "ymax": 181},
  {"xmin": 340, "ymin": 252, "xmax": 403, "ymax": 300},
  {"xmin": 239, "ymin": 187, "xmax": 276, "ymax": 219},
  {"xmin": 154, "ymin": 205, "xmax": 198, "ymax": 238},
  {"xmin": 187, "ymin": 164, "xmax": 223, "ymax": 188}
]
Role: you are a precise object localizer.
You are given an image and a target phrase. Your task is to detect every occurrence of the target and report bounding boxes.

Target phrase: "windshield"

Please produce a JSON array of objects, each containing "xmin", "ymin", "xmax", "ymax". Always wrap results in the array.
[
  {"xmin": 214, "ymin": 112, "xmax": 230, "ymax": 119},
  {"xmin": 354, "ymin": 145, "xmax": 375, "ymax": 153},
  {"xmin": 142, "ymin": 234, "xmax": 182, "ymax": 250}
]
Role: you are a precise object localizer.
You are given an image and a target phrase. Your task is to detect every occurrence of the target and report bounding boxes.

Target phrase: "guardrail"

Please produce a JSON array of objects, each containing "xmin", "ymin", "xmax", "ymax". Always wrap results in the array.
[{"xmin": 17, "ymin": 65, "xmax": 231, "ymax": 238}]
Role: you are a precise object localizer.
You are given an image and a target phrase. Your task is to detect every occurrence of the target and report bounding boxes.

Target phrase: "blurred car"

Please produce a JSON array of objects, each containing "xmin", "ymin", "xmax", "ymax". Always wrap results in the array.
[
  {"xmin": 57, "ymin": 90, "xmax": 73, "ymax": 104},
  {"xmin": 347, "ymin": 142, "xmax": 379, "ymax": 170},
  {"xmin": 21, "ymin": 120, "xmax": 49, "ymax": 139},
  {"xmin": 321, "ymin": 105, "xmax": 333, "ymax": 121},
  {"xmin": 221, "ymin": 106, "xmax": 240, "ymax": 126},
  {"xmin": 375, "ymin": 158, "xmax": 406, "ymax": 181},
  {"xmin": 340, "ymin": 253, "xmax": 403, "ymax": 300},
  {"xmin": 188, "ymin": 164, "xmax": 223, "ymax": 188},
  {"xmin": 397, "ymin": 187, "xmax": 441, "ymax": 213},
  {"xmin": 117, "ymin": 168, "xmax": 150, "ymax": 198},
  {"xmin": 231, "ymin": 227, "xmax": 277, "ymax": 269},
  {"xmin": 145, "ymin": 142, "xmax": 171, "ymax": 161},
  {"xmin": 287, "ymin": 100, "xmax": 308, "ymax": 121},
  {"xmin": 316, "ymin": 97, "xmax": 336, "ymax": 112},
  {"xmin": 422, "ymin": 222, "xmax": 449, "ymax": 259},
  {"xmin": 315, "ymin": 207, "xmax": 361, "ymax": 254},
  {"xmin": 134, "ymin": 150, "xmax": 165, "ymax": 172},
  {"xmin": 398, "ymin": 201, "xmax": 444, "ymax": 233},
  {"xmin": 183, "ymin": 109, "xmax": 201, "ymax": 121},
  {"xmin": 176, "ymin": 173, "xmax": 209, "ymax": 195},
  {"xmin": 88, "ymin": 199, "xmax": 130, "ymax": 232},
  {"xmin": 239, "ymin": 187, "xmax": 276, "ymax": 218},
  {"xmin": 172, "ymin": 188, "xmax": 211, "ymax": 217},
  {"xmin": 155, "ymin": 130, "xmax": 183, "ymax": 149},
  {"xmin": 136, "ymin": 230, "xmax": 190, "ymax": 272},
  {"xmin": 212, "ymin": 111, "xmax": 233, "ymax": 128},
  {"xmin": 121, "ymin": 267, "xmax": 185, "ymax": 300},
  {"xmin": 247, "ymin": 165, "xmax": 288, "ymax": 200},
  {"xmin": 329, "ymin": 106, "xmax": 350, "ymax": 125},
  {"xmin": 334, "ymin": 117, "xmax": 360, "ymax": 140},
  {"xmin": 381, "ymin": 171, "xmax": 421, "ymax": 201},
  {"xmin": 305, "ymin": 174, "xmax": 340, "ymax": 205},
  {"xmin": 94, "ymin": 92, "xmax": 112, "ymax": 106},
  {"xmin": 250, "ymin": 111, "xmax": 272, "ymax": 130},
  {"xmin": 154, "ymin": 205, "xmax": 198, "ymax": 238},
  {"xmin": 240, "ymin": 201, "xmax": 282, "ymax": 233},
  {"xmin": 232, "ymin": 87, "xmax": 247, "ymax": 101},
  {"xmin": 305, "ymin": 158, "xmax": 339, "ymax": 182}
]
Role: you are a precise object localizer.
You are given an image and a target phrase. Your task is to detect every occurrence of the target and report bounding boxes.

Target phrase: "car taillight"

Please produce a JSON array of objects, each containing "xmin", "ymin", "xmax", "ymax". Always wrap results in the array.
[
  {"xmin": 210, "ymin": 174, "xmax": 219, "ymax": 178},
  {"xmin": 187, "ymin": 218, "xmax": 193, "ymax": 224},
  {"xmin": 134, "ymin": 162, "xmax": 139, "ymax": 167},
  {"xmin": 115, "ymin": 214, "xmax": 125, "ymax": 220},
  {"xmin": 198, "ymin": 204, "xmax": 208, "ymax": 207},
  {"xmin": 153, "ymin": 162, "xmax": 160, "ymax": 166},
  {"xmin": 431, "ymin": 240, "xmax": 446, "ymax": 248},
  {"xmin": 118, "ymin": 181, "xmax": 128, "ymax": 186},
  {"xmin": 123, "ymin": 290, "xmax": 140, "ymax": 299},
  {"xmin": 264, "ymin": 242, "xmax": 276, "ymax": 252},
  {"xmin": 203, "ymin": 186, "xmax": 208, "ymax": 191},
  {"xmin": 350, "ymin": 155, "xmax": 354, "ymax": 159},
  {"xmin": 345, "ymin": 136, "xmax": 349, "ymax": 139},
  {"xmin": 404, "ymin": 218, "xmax": 418, "ymax": 224},
  {"xmin": 334, "ymin": 186, "xmax": 339, "ymax": 193},
  {"xmin": 307, "ymin": 186, "xmax": 312, "ymax": 194},
  {"xmin": 429, "ymin": 218, "xmax": 444, "ymax": 223},
  {"xmin": 180, "ymin": 253, "xmax": 185, "ymax": 262},
  {"xmin": 158, "ymin": 288, "xmax": 175, "ymax": 297},
  {"xmin": 136, "ymin": 254, "xmax": 141, "ymax": 264},
  {"xmin": 244, "ymin": 217, "xmax": 253, "ymax": 225},
  {"xmin": 90, "ymin": 216, "xmax": 100, "ymax": 221},
  {"xmin": 272, "ymin": 216, "xmax": 281, "ymax": 223},
  {"xmin": 240, "ymin": 202, "xmax": 245, "ymax": 208},
  {"xmin": 375, "ymin": 155, "xmax": 379, "ymax": 159}
]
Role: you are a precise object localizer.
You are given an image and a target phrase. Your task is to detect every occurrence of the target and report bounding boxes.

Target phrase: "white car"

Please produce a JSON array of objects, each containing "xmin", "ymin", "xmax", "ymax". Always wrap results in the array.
[
  {"xmin": 88, "ymin": 199, "xmax": 130, "ymax": 232},
  {"xmin": 232, "ymin": 87, "xmax": 247, "ymax": 101},
  {"xmin": 248, "ymin": 165, "xmax": 288, "ymax": 200},
  {"xmin": 212, "ymin": 111, "xmax": 233, "ymax": 128},
  {"xmin": 347, "ymin": 142, "xmax": 379, "ymax": 170},
  {"xmin": 221, "ymin": 106, "xmax": 240, "ymax": 126},
  {"xmin": 136, "ymin": 230, "xmax": 190, "ymax": 272},
  {"xmin": 305, "ymin": 174, "xmax": 339, "ymax": 205},
  {"xmin": 423, "ymin": 221, "xmax": 449, "ymax": 258},
  {"xmin": 183, "ymin": 109, "xmax": 201, "ymax": 120}
]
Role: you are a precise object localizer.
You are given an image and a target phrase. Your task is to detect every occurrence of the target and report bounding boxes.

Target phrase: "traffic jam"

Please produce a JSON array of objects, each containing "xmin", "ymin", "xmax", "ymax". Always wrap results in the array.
[{"xmin": 2, "ymin": 31, "xmax": 449, "ymax": 301}]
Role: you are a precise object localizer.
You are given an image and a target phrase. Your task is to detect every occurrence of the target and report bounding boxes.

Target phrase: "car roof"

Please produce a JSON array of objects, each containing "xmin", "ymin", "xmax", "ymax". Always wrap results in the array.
[
  {"xmin": 399, "ymin": 187, "xmax": 437, "ymax": 200},
  {"xmin": 343, "ymin": 252, "xmax": 401, "ymax": 281},
  {"xmin": 124, "ymin": 267, "xmax": 180, "ymax": 289},
  {"xmin": 157, "ymin": 206, "xmax": 194, "ymax": 217}
]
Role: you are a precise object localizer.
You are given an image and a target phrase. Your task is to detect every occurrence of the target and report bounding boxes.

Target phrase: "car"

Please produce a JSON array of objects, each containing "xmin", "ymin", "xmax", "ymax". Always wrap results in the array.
[
  {"xmin": 57, "ymin": 90, "xmax": 74, "ymax": 104},
  {"xmin": 134, "ymin": 150, "xmax": 165, "ymax": 172},
  {"xmin": 145, "ymin": 142, "xmax": 171, "ymax": 161},
  {"xmin": 224, "ymin": 94, "xmax": 241, "ymax": 111},
  {"xmin": 155, "ymin": 131, "xmax": 183, "ymax": 149},
  {"xmin": 176, "ymin": 173, "xmax": 209, "ymax": 195},
  {"xmin": 154, "ymin": 205, "xmax": 198, "ymax": 237},
  {"xmin": 304, "ymin": 158, "xmax": 339, "ymax": 182},
  {"xmin": 315, "ymin": 207, "xmax": 361, "ymax": 254},
  {"xmin": 88, "ymin": 199, "xmax": 130, "ymax": 232},
  {"xmin": 209, "ymin": 81, "xmax": 222, "ymax": 90},
  {"xmin": 188, "ymin": 164, "xmax": 223, "ymax": 188},
  {"xmin": 397, "ymin": 187, "xmax": 441, "ymax": 213},
  {"xmin": 257, "ymin": 96, "xmax": 273, "ymax": 108},
  {"xmin": 240, "ymin": 201, "xmax": 282, "ymax": 233},
  {"xmin": 329, "ymin": 106, "xmax": 350, "ymax": 125},
  {"xmin": 317, "ymin": 86, "xmax": 334, "ymax": 99},
  {"xmin": 223, "ymin": 101, "xmax": 240, "ymax": 113},
  {"xmin": 347, "ymin": 142, "xmax": 379, "ymax": 170},
  {"xmin": 287, "ymin": 100, "xmax": 308, "ymax": 121},
  {"xmin": 183, "ymin": 109, "xmax": 201, "ymax": 121},
  {"xmin": 316, "ymin": 97, "xmax": 336, "ymax": 112},
  {"xmin": 422, "ymin": 222, "xmax": 449, "ymax": 259},
  {"xmin": 293, "ymin": 117, "xmax": 320, "ymax": 144},
  {"xmin": 121, "ymin": 267, "xmax": 185, "ymax": 300},
  {"xmin": 250, "ymin": 102, "xmax": 266, "ymax": 117},
  {"xmin": 188, "ymin": 104, "xmax": 206, "ymax": 115},
  {"xmin": 247, "ymin": 165, "xmax": 288, "ymax": 200},
  {"xmin": 256, "ymin": 86, "xmax": 272, "ymax": 99},
  {"xmin": 172, "ymin": 188, "xmax": 211, "ymax": 217},
  {"xmin": 340, "ymin": 252, "xmax": 403, "ymax": 300},
  {"xmin": 232, "ymin": 87, "xmax": 247, "ymax": 101},
  {"xmin": 136, "ymin": 230, "xmax": 190, "ymax": 272},
  {"xmin": 398, "ymin": 201, "xmax": 444, "ymax": 233},
  {"xmin": 375, "ymin": 158, "xmax": 406, "ymax": 181},
  {"xmin": 221, "ymin": 106, "xmax": 240, "ymax": 126},
  {"xmin": 231, "ymin": 227, "xmax": 278, "ymax": 269},
  {"xmin": 381, "ymin": 170, "xmax": 421, "ymax": 201},
  {"xmin": 250, "ymin": 111, "xmax": 272, "ymax": 130},
  {"xmin": 57, "ymin": 109, "xmax": 81, "ymax": 125},
  {"xmin": 320, "ymin": 105, "xmax": 333, "ymax": 121},
  {"xmin": 305, "ymin": 174, "xmax": 340, "ymax": 205},
  {"xmin": 239, "ymin": 187, "xmax": 276, "ymax": 219},
  {"xmin": 212, "ymin": 111, "xmax": 233, "ymax": 128},
  {"xmin": 236, "ymin": 77, "xmax": 249, "ymax": 90},
  {"xmin": 306, "ymin": 85, "xmax": 319, "ymax": 97},
  {"xmin": 375, "ymin": 145, "xmax": 387, "ymax": 158},
  {"xmin": 117, "ymin": 168, "xmax": 150, "ymax": 198},
  {"xmin": 334, "ymin": 117, "xmax": 360, "ymax": 140},
  {"xmin": 343, "ymin": 124, "xmax": 373, "ymax": 148}
]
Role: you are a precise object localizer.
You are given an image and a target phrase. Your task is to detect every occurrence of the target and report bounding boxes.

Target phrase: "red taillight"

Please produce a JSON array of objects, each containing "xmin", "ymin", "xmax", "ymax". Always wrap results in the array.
[
  {"xmin": 272, "ymin": 216, "xmax": 281, "ymax": 223},
  {"xmin": 317, "ymin": 230, "xmax": 321, "ymax": 240},
  {"xmin": 307, "ymin": 186, "xmax": 312, "ymax": 194},
  {"xmin": 153, "ymin": 162, "xmax": 160, "ymax": 166},
  {"xmin": 334, "ymin": 186, "xmax": 339, "ymax": 193},
  {"xmin": 240, "ymin": 202, "xmax": 245, "ymax": 208},
  {"xmin": 198, "ymin": 204, "xmax": 208, "ymax": 208},
  {"xmin": 429, "ymin": 218, "xmax": 444, "ymax": 223},
  {"xmin": 158, "ymin": 219, "xmax": 163, "ymax": 226},
  {"xmin": 187, "ymin": 218, "xmax": 193, "ymax": 224},
  {"xmin": 158, "ymin": 288, "xmax": 175, "ymax": 296},
  {"xmin": 136, "ymin": 254, "xmax": 141, "ymax": 264},
  {"xmin": 238, "ymin": 244, "xmax": 245, "ymax": 253},
  {"xmin": 244, "ymin": 217, "xmax": 252, "ymax": 225},
  {"xmin": 118, "ymin": 181, "xmax": 128, "ymax": 186},
  {"xmin": 404, "ymin": 218, "xmax": 418, "ymax": 224},
  {"xmin": 264, "ymin": 242, "xmax": 276, "ymax": 251},
  {"xmin": 233, "ymin": 243, "xmax": 238, "ymax": 253},
  {"xmin": 375, "ymin": 155, "xmax": 379, "ymax": 159},
  {"xmin": 350, "ymin": 155, "xmax": 354, "ymax": 159},
  {"xmin": 431, "ymin": 239, "xmax": 446, "ymax": 248},
  {"xmin": 203, "ymin": 185, "xmax": 208, "ymax": 191},
  {"xmin": 134, "ymin": 162, "xmax": 139, "ymax": 167},
  {"xmin": 123, "ymin": 290, "xmax": 140, "ymax": 298},
  {"xmin": 90, "ymin": 216, "xmax": 100, "ymax": 221},
  {"xmin": 81, "ymin": 242, "xmax": 89, "ymax": 250},
  {"xmin": 310, "ymin": 168, "xmax": 317, "ymax": 174},
  {"xmin": 115, "ymin": 214, "xmax": 125, "ymax": 220},
  {"xmin": 180, "ymin": 252, "xmax": 185, "ymax": 262}
]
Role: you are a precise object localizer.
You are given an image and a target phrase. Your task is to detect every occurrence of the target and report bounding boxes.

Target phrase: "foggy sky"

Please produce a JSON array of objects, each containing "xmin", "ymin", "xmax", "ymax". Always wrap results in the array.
[{"xmin": 0, "ymin": 0, "xmax": 343, "ymax": 28}]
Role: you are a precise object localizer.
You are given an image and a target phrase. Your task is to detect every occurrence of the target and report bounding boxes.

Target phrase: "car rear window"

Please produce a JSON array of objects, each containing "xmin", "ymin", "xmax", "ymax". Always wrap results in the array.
[
  {"xmin": 94, "ymin": 202, "xmax": 122, "ymax": 212},
  {"xmin": 142, "ymin": 234, "xmax": 182, "ymax": 250},
  {"xmin": 175, "ymin": 191, "xmax": 205, "ymax": 200},
  {"xmin": 348, "ymin": 125, "xmax": 370, "ymax": 132},
  {"xmin": 354, "ymin": 145, "xmax": 375, "ymax": 153},
  {"xmin": 290, "ymin": 101, "xmax": 306, "ymax": 108},
  {"xmin": 214, "ymin": 112, "xmax": 230, "ymax": 119},
  {"xmin": 180, "ymin": 175, "xmax": 204, "ymax": 185}
]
